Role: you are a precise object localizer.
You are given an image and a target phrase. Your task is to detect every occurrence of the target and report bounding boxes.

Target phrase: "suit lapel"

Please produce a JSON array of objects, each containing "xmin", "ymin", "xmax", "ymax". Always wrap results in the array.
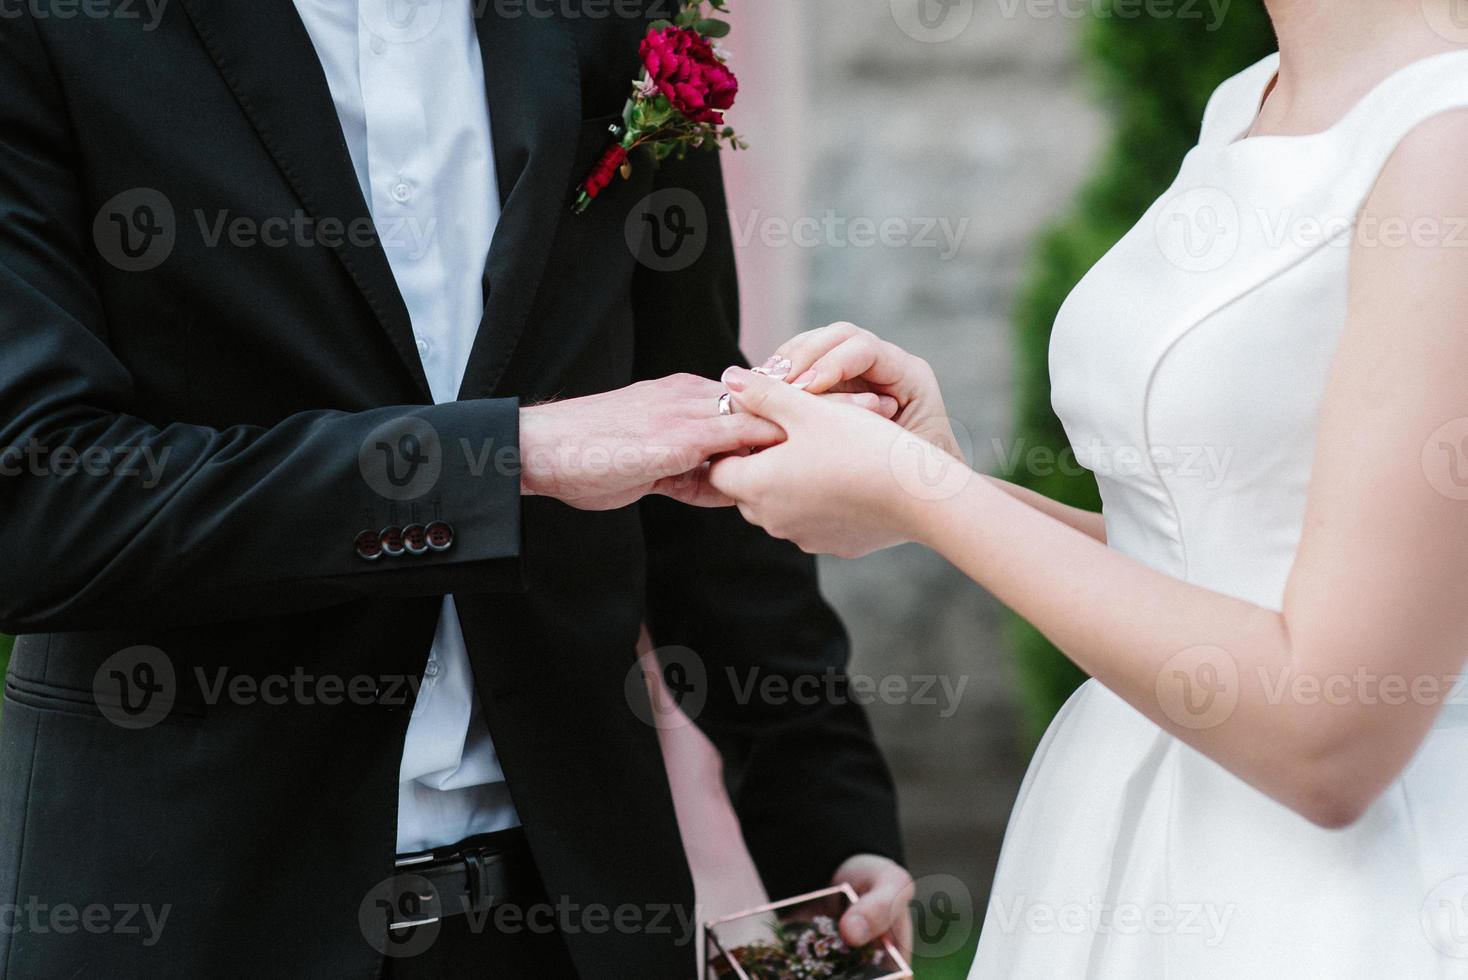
[
  {"xmin": 178, "ymin": 0, "xmax": 433, "ymax": 399},
  {"xmin": 457, "ymin": 12, "xmax": 583, "ymax": 400}
]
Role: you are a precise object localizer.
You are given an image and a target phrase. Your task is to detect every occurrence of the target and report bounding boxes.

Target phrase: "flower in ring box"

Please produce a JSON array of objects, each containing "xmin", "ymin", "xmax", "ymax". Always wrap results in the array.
[
  {"xmin": 640, "ymin": 26, "xmax": 739, "ymax": 125},
  {"xmin": 573, "ymin": 0, "xmax": 747, "ymax": 214}
]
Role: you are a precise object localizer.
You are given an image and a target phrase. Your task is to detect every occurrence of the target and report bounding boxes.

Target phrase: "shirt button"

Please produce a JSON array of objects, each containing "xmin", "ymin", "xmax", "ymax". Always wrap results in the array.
[
  {"xmin": 370, "ymin": 36, "xmax": 387, "ymax": 56},
  {"xmin": 415, "ymin": 335, "xmax": 431, "ymax": 358},
  {"xmin": 424, "ymin": 660, "xmax": 441, "ymax": 679},
  {"xmin": 390, "ymin": 181, "xmax": 412, "ymax": 204}
]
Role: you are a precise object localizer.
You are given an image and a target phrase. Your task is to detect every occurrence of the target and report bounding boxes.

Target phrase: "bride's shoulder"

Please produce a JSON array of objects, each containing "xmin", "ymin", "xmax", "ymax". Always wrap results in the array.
[{"xmin": 1196, "ymin": 52, "xmax": 1280, "ymax": 145}]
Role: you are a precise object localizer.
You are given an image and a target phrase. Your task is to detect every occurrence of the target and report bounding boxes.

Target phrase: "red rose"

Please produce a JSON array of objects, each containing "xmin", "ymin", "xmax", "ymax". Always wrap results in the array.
[{"xmin": 640, "ymin": 27, "xmax": 739, "ymax": 125}]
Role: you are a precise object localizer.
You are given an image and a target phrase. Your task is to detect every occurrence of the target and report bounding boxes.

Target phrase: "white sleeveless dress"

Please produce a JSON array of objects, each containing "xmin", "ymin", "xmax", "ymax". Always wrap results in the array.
[{"xmin": 969, "ymin": 51, "xmax": 1468, "ymax": 979}]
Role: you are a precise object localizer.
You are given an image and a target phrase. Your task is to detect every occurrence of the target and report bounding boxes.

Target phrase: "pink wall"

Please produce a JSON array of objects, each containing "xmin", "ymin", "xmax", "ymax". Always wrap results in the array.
[{"xmin": 721, "ymin": 0, "xmax": 808, "ymax": 359}]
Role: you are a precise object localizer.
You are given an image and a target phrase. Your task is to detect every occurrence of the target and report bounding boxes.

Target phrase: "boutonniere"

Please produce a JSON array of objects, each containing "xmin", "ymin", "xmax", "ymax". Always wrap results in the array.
[{"xmin": 573, "ymin": 0, "xmax": 747, "ymax": 214}]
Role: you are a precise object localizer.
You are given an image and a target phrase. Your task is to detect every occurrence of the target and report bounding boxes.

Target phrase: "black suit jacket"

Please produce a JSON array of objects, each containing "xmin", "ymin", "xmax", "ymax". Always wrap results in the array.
[{"xmin": 0, "ymin": 3, "xmax": 901, "ymax": 977}]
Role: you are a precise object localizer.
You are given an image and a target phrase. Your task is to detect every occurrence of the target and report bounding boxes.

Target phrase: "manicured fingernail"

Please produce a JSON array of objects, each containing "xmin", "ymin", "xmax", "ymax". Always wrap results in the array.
[
  {"xmin": 722, "ymin": 366, "xmax": 751, "ymax": 391},
  {"xmin": 752, "ymin": 357, "xmax": 792, "ymax": 381},
  {"xmin": 791, "ymin": 370, "xmax": 817, "ymax": 389},
  {"xmin": 845, "ymin": 913, "xmax": 871, "ymax": 945},
  {"xmin": 761, "ymin": 354, "xmax": 783, "ymax": 370}
]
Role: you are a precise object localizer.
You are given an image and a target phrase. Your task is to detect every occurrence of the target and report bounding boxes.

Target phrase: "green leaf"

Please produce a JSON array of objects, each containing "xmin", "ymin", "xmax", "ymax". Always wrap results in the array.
[
  {"xmin": 695, "ymin": 18, "xmax": 731, "ymax": 38},
  {"xmin": 649, "ymin": 19, "xmax": 673, "ymax": 30}
]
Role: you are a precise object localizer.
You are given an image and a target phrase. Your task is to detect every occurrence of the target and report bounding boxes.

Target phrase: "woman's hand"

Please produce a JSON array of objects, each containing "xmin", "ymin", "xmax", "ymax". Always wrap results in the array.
[
  {"xmin": 765, "ymin": 322, "xmax": 961, "ymax": 458},
  {"xmin": 708, "ymin": 366, "xmax": 973, "ymax": 558}
]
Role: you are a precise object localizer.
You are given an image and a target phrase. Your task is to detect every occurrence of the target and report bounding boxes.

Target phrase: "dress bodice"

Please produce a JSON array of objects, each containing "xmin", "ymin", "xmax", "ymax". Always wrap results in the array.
[{"xmin": 1050, "ymin": 50, "xmax": 1468, "ymax": 610}]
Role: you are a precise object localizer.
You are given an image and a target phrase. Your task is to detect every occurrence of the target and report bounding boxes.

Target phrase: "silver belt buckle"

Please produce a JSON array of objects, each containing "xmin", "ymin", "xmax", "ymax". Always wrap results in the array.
[{"xmin": 388, "ymin": 851, "xmax": 443, "ymax": 931}]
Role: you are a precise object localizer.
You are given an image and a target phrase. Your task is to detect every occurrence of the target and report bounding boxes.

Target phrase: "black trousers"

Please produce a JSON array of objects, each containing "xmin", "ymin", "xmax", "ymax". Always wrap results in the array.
[{"xmin": 378, "ymin": 903, "xmax": 580, "ymax": 979}]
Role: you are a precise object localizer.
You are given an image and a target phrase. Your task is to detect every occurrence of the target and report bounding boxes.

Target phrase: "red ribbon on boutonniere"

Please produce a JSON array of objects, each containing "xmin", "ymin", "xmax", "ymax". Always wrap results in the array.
[{"xmin": 573, "ymin": 0, "xmax": 747, "ymax": 214}]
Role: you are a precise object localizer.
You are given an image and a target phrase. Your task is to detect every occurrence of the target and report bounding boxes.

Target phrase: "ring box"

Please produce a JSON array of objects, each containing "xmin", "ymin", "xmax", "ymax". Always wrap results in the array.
[{"xmin": 703, "ymin": 884, "xmax": 913, "ymax": 979}]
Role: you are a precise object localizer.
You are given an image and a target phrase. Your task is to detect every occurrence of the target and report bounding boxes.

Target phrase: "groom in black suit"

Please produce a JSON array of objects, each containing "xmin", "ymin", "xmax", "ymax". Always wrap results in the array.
[{"xmin": 0, "ymin": 1, "xmax": 904, "ymax": 977}]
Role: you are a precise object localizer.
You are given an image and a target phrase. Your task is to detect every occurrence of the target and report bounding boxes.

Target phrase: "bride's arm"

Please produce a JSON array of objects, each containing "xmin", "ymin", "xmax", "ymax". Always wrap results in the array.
[
  {"xmin": 713, "ymin": 114, "xmax": 1468, "ymax": 828},
  {"xmin": 985, "ymin": 478, "xmax": 1108, "ymax": 544},
  {"xmin": 763, "ymin": 322, "xmax": 1108, "ymax": 543}
]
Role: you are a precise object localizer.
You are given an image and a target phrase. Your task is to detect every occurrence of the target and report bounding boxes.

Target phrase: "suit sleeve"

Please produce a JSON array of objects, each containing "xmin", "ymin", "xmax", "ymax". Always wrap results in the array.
[
  {"xmin": 631, "ymin": 150, "xmax": 904, "ymax": 898},
  {"xmin": 0, "ymin": 14, "xmax": 523, "ymax": 633}
]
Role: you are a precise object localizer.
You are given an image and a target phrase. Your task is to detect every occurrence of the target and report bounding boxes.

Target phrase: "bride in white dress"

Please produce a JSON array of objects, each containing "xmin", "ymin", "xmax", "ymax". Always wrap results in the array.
[{"xmin": 703, "ymin": 1, "xmax": 1468, "ymax": 976}]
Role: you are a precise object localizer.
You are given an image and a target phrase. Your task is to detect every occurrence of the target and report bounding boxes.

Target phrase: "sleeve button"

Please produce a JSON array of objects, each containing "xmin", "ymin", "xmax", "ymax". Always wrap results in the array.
[
  {"xmin": 355, "ymin": 529, "xmax": 384, "ymax": 561},
  {"xmin": 402, "ymin": 524, "xmax": 429, "ymax": 556},
  {"xmin": 425, "ymin": 521, "xmax": 454, "ymax": 552},
  {"xmin": 379, "ymin": 526, "xmax": 406, "ymax": 558}
]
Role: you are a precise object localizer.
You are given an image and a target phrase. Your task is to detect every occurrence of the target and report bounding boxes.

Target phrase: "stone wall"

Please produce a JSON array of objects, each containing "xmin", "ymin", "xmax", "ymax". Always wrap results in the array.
[{"xmin": 792, "ymin": 0, "xmax": 1107, "ymax": 923}]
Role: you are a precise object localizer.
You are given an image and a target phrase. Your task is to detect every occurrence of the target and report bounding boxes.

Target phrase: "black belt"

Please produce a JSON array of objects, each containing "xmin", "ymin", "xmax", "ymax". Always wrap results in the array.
[{"xmin": 388, "ymin": 829, "xmax": 539, "ymax": 930}]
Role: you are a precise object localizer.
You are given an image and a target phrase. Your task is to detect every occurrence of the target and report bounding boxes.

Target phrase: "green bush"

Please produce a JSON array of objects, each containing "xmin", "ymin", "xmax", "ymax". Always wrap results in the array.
[{"xmin": 1005, "ymin": 2, "xmax": 1275, "ymax": 742}]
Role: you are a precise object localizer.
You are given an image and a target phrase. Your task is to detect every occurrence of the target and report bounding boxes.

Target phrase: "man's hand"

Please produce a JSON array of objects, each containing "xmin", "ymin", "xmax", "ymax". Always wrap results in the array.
[
  {"xmin": 519, "ymin": 374, "xmax": 783, "ymax": 511},
  {"xmin": 832, "ymin": 853, "xmax": 915, "ymax": 960}
]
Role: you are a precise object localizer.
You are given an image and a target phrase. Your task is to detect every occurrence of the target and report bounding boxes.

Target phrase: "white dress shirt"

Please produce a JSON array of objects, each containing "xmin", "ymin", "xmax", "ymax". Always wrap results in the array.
[{"xmin": 291, "ymin": 0, "xmax": 520, "ymax": 853}]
